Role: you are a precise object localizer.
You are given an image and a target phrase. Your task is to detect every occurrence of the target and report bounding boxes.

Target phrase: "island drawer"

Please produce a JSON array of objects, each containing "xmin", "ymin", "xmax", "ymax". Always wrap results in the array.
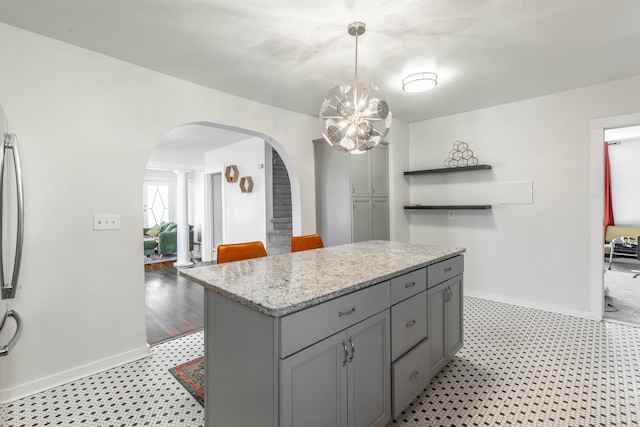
[
  {"xmin": 391, "ymin": 291, "xmax": 427, "ymax": 362},
  {"xmin": 427, "ymin": 255, "xmax": 464, "ymax": 288},
  {"xmin": 392, "ymin": 338, "xmax": 430, "ymax": 419},
  {"xmin": 390, "ymin": 268, "xmax": 427, "ymax": 305},
  {"xmin": 279, "ymin": 281, "xmax": 391, "ymax": 358}
]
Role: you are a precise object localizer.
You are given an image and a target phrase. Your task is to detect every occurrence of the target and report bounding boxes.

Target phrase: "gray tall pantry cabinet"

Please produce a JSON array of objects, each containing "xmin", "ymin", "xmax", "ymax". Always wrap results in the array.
[{"xmin": 313, "ymin": 139, "xmax": 390, "ymax": 246}]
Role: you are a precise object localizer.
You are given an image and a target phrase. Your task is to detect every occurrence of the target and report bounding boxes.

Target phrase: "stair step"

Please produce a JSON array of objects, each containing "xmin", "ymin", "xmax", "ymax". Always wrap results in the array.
[
  {"xmin": 273, "ymin": 222, "xmax": 292, "ymax": 231},
  {"xmin": 267, "ymin": 233, "xmax": 291, "ymax": 246},
  {"xmin": 274, "ymin": 209, "xmax": 292, "ymax": 216},
  {"xmin": 271, "ymin": 217, "xmax": 292, "ymax": 223},
  {"xmin": 273, "ymin": 186, "xmax": 291, "ymax": 193},
  {"xmin": 267, "ymin": 229, "xmax": 293, "ymax": 236},
  {"xmin": 266, "ymin": 245, "xmax": 291, "ymax": 256}
]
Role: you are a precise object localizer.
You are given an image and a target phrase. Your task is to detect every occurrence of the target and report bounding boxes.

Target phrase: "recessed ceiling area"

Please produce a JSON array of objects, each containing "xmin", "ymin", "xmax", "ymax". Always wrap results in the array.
[
  {"xmin": 157, "ymin": 123, "xmax": 254, "ymax": 153},
  {"xmin": 1, "ymin": 0, "xmax": 640, "ymax": 123},
  {"xmin": 148, "ymin": 122, "xmax": 257, "ymax": 160}
]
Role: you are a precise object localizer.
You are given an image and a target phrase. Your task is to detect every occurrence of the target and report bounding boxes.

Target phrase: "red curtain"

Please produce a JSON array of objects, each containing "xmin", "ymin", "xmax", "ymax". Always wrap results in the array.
[{"xmin": 604, "ymin": 142, "xmax": 615, "ymax": 232}]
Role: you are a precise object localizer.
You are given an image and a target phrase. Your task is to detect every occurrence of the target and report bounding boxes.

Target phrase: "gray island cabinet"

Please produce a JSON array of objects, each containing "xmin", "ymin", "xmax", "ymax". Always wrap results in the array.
[{"xmin": 180, "ymin": 241, "xmax": 465, "ymax": 427}]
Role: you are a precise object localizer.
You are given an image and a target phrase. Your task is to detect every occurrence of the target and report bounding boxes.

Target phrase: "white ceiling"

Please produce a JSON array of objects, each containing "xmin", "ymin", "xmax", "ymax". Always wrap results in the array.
[
  {"xmin": 2, "ymin": 0, "xmax": 640, "ymax": 126},
  {"xmin": 157, "ymin": 122, "xmax": 253, "ymax": 152}
]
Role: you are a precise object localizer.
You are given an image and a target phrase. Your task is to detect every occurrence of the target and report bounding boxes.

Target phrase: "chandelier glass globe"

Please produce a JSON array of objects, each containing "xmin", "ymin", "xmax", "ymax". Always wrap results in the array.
[{"xmin": 319, "ymin": 22, "xmax": 392, "ymax": 154}]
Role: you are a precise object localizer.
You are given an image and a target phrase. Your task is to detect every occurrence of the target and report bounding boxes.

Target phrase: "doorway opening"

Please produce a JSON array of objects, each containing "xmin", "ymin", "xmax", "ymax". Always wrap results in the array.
[
  {"xmin": 602, "ymin": 125, "xmax": 640, "ymax": 326},
  {"xmin": 142, "ymin": 122, "xmax": 299, "ymax": 345}
]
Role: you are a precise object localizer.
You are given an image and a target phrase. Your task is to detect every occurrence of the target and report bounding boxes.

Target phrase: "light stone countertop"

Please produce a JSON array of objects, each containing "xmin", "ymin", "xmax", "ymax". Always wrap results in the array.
[{"xmin": 179, "ymin": 240, "xmax": 465, "ymax": 317}]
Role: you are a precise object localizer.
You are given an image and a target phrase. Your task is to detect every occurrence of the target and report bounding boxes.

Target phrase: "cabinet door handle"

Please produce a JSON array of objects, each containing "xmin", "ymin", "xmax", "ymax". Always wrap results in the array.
[
  {"xmin": 348, "ymin": 337, "xmax": 355, "ymax": 363},
  {"xmin": 352, "ymin": 184, "xmax": 356, "ymax": 194},
  {"xmin": 444, "ymin": 267, "xmax": 452, "ymax": 272},
  {"xmin": 405, "ymin": 319, "xmax": 416, "ymax": 328},
  {"xmin": 444, "ymin": 287, "xmax": 451, "ymax": 302},
  {"xmin": 405, "ymin": 281, "xmax": 416, "ymax": 289},
  {"xmin": 342, "ymin": 340, "xmax": 348, "ymax": 367},
  {"xmin": 338, "ymin": 306, "xmax": 356, "ymax": 317},
  {"xmin": 409, "ymin": 370, "xmax": 420, "ymax": 381}
]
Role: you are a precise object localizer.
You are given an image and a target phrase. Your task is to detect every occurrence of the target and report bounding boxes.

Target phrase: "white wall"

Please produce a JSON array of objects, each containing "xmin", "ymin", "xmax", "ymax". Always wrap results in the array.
[
  {"xmin": 0, "ymin": 22, "xmax": 318, "ymax": 402},
  {"xmin": 205, "ymin": 137, "xmax": 267, "ymax": 245},
  {"xmin": 608, "ymin": 138, "xmax": 640, "ymax": 226},
  {"xmin": 408, "ymin": 75, "xmax": 640, "ymax": 319},
  {"xmin": 388, "ymin": 120, "xmax": 411, "ymax": 242}
]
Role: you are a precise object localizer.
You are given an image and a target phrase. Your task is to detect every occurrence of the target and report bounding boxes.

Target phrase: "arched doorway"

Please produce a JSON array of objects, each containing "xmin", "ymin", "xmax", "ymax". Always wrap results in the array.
[{"xmin": 142, "ymin": 121, "xmax": 299, "ymax": 345}]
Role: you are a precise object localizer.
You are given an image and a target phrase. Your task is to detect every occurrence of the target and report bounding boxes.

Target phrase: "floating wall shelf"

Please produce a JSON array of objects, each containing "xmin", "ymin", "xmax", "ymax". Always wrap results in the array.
[
  {"xmin": 404, "ymin": 204, "xmax": 492, "ymax": 210},
  {"xmin": 404, "ymin": 164, "xmax": 492, "ymax": 176}
]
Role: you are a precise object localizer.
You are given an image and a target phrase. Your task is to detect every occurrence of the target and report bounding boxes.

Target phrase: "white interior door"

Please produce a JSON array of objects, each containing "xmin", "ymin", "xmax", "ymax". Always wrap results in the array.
[{"xmin": 203, "ymin": 173, "xmax": 223, "ymax": 262}]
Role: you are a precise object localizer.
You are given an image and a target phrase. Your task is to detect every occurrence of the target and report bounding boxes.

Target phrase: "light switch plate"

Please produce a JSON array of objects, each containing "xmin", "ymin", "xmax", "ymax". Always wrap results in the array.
[{"xmin": 93, "ymin": 214, "xmax": 120, "ymax": 230}]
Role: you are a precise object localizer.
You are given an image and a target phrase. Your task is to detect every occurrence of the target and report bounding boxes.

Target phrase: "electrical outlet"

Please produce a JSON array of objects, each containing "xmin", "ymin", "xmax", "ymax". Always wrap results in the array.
[
  {"xmin": 93, "ymin": 214, "xmax": 121, "ymax": 230},
  {"xmin": 448, "ymin": 210, "xmax": 455, "ymax": 220}
]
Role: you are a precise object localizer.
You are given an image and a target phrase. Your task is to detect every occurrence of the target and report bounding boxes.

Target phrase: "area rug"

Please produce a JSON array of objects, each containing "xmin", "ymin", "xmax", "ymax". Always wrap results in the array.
[
  {"xmin": 144, "ymin": 254, "xmax": 177, "ymax": 265},
  {"xmin": 604, "ymin": 261, "xmax": 640, "ymax": 325},
  {"xmin": 169, "ymin": 357, "xmax": 205, "ymax": 406}
]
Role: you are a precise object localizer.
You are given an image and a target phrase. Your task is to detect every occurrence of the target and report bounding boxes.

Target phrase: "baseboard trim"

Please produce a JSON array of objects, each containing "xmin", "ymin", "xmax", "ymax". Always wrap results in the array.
[
  {"xmin": 465, "ymin": 289, "xmax": 600, "ymax": 321},
  {"xmin": 0, "ymin": 344, "xmax": 151, "ymax": 404}
]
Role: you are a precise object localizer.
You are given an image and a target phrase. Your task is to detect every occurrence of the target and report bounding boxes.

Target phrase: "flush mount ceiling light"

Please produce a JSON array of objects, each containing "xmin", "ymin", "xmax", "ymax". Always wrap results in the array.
[
  {"xmin": 402, "ymin": 72, "xmax": 438, "ymax": 93},
  {"xmin": 319, "ymin": 22, "xmax": 391, "ymax": 154}
]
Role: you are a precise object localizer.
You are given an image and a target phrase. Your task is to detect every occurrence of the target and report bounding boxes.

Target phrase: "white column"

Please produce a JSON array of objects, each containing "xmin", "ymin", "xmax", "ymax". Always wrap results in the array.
[{"xmin": 174, "ymin": 170, "xmax": 193, "ymax": 267}]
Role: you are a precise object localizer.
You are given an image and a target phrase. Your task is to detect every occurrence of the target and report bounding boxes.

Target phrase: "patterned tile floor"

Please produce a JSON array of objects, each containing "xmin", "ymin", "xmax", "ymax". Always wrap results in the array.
[{"xmin": 3, "ymin": 297, "xmax": 639, "ymax": 426}]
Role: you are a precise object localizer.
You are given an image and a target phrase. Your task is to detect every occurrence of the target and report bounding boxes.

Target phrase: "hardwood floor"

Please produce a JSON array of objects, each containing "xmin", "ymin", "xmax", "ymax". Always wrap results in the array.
[{"xmin": 145, "ymin": 260, "xmax": 212, "ymax": 345}]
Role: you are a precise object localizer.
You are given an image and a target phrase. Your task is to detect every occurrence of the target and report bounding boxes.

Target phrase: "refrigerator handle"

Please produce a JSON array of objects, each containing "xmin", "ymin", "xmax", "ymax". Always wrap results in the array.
[
  {"xmin": 0, "ymin": 309, "xmax": 22, "ymax": 356},
  {"xmin": 1, "ymin": 133, "xmax": 24, "ymax": 300}
]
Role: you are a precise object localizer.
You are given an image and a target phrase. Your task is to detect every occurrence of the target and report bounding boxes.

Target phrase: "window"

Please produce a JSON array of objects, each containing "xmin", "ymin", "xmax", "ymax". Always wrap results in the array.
[{"xmin": 143, "ymin": 182, "xmax": 174, "ymax": 227}]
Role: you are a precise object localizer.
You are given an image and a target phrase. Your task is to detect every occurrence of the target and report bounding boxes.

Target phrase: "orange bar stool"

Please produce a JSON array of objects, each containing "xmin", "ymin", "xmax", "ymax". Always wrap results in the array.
[
  {"xmin": 217, "ymin": 241, "xmax": 267, "ymax": 264},
  {"xmin": 291, "ymin": 234, "xmax": 325, "ymax": 252}
]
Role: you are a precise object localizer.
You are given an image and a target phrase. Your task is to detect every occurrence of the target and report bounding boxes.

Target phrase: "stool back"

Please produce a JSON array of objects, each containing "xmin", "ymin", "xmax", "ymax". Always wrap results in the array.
[
  {"xmin": 217, "ymin": 241, "xmax": 267, "ymax": 264},
  {"xmin": 291, "ymin": 234, "xmax": 324, "ymax": 253}
]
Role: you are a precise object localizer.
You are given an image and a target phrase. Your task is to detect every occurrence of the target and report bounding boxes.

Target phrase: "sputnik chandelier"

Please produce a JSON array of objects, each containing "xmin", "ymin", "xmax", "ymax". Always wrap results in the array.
[{"xmin": 319, "ymin": 22, "xmax": 392, "ymax": 154}]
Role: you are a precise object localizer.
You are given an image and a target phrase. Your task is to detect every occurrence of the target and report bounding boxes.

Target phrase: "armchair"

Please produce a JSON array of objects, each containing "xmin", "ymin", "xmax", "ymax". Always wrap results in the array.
[{"xmin": 144, "ymin": 222, "xmax": 194, "ymax": 260}]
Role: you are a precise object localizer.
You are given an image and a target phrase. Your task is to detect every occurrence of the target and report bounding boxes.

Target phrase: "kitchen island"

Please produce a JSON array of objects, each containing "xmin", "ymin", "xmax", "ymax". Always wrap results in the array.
[{"xmin": 180, "ymin": 240, "xmax": 465, "ymax": 427}]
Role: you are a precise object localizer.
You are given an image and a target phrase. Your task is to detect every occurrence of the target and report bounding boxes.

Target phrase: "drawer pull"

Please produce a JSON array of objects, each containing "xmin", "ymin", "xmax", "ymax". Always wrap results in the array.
[
  {"xmin": 342, "ymin": 340, "xmax": 348, "ymax": 367},
  {"xmin": 444, "ymin": 267, "xmax": 452, "ymax": 272},
  {"xmin": 405, "ymin": 281, "xmax": 416, "ymax": 289},
  {"xmin": 405, "ymin": 319, "xmax": 416, "ymax": 328},
  {"xmin": 338, "ymin": 306, "xmax": 356, "ymax": 317},
  {"xmin": 348, "ymin": 337, "xmax": 355, "ymax": 363},
  {"xmin": 409, "ymin": 371, "xmax": 420, "ymax": 381}
]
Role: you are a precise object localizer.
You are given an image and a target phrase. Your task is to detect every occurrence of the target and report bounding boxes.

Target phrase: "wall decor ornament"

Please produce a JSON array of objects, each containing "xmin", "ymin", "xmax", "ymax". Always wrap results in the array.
[
  {"xmin": 239, "ymin": 176, "xmax": 254, "ymax": 193},
  {"xmin": 225, "ymin": 165, "xmax": 239, "ymax": 183},
  {"xmin": 444, "ymin": 141, "xmax": 479, "ymax": 168}
]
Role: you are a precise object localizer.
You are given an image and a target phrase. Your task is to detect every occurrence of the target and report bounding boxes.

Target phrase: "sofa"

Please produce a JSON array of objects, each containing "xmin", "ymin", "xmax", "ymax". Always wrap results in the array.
[
  {"xmin": 144, "ymin": 222, "xmax": 194, "ymax": 259},
  {"xmin": 604, "ymin": 225, "xmax": 640, "ymax": 269}
]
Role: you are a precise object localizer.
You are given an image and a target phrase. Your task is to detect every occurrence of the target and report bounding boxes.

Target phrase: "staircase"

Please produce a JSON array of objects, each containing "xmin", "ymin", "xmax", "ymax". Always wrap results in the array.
[{"xmin": 266, "ymin": 149, "xmax": 292, "ymax": 255}]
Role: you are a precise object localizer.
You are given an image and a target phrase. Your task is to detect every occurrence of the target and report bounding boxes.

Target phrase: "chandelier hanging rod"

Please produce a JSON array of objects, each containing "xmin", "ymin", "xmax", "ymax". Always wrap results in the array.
[{"xmin": 348, "ymin": 22, "xmax": 365, "ymax": 83}]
